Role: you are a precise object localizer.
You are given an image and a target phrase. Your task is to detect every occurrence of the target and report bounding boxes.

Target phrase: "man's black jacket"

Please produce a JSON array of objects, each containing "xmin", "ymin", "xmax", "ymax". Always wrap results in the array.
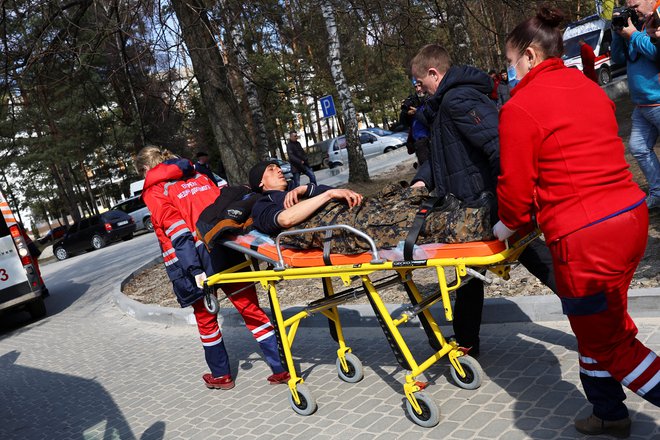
[{"xmin": 412, "ymin": 65, "xmax": 499, "ymax": 206}]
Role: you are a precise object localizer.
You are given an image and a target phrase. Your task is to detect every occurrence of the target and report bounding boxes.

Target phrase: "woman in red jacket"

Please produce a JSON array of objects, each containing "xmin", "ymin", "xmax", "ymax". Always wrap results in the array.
[
  {"xmin": 496, "ymin": 7, "xmax": 658, "ymax": 438},
  {"xmin": 136, "ymin": 146, "xmax": 289, "ymax": 390}
]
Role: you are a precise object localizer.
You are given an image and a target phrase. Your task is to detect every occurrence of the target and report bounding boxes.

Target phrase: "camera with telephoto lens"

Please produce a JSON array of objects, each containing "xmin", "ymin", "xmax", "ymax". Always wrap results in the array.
[
  {"xmin": 401, "ymin": 94, "xmax": 422, "ymax": 112},
  {"xmin": 612, "ymin": 7, "xmax": 639, "ymax": 31}
]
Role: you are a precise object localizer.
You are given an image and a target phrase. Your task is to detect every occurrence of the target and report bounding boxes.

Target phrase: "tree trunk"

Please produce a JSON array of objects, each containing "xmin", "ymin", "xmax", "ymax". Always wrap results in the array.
[
  {"xmin": 321, "ymin": 0, "xmax": 368, "ymax": 183},
  {"xmin": 170, "ymin": 0, "xmax": 257, "ymax": 183},
  {"xmin": 313, "ymin": 96, "xmax": 323, "ymax": 142},
  {"xmin": 445, "ymin": 0, "xmax": 475, "ymax": 66},
  {"xmin": 219, "ymin": 0, "xmax": 270, "ymax": 159}
]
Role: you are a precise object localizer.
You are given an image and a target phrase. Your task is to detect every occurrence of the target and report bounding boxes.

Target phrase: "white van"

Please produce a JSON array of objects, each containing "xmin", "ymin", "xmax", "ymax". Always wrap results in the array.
[
  {"xmin": 129, "ymin": 179, "xmax": 145, "ymax": 197},
  {"xmin": 0, "ymin": 191, "xmax": 47, "ymax": 319},
  {"xmin": 562, "ymin": 14, "xmax": 624, "ymax": 85}
]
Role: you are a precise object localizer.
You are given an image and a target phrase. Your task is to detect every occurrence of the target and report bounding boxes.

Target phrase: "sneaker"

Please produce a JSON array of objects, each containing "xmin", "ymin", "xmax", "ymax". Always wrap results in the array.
[
  {"xmin": 267, "ymin": 371, "xmax": 290, "ymax": 385},
  {"xmin": 647, "ymin": 195, "xmax": 660, "ymax": 211},
  {"xmin": 203, "ymin": 373, "xmax": 235, "ymax": 390},
  {"xmin": 574, "ymin": 414, "xmax": 631, "ymax": 438}
]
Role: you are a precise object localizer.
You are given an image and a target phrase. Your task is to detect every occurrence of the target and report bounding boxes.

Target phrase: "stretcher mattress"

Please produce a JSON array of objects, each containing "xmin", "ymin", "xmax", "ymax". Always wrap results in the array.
[{"xmin": 232, "ymin": 231, "xmax": 507, "ymax": 267}]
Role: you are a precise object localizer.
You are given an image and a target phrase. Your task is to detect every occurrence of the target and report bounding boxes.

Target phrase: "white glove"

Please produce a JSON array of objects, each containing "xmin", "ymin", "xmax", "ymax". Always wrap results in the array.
[
  {"xmin": 493, "ymin": 221, "xmax": 516, "ymax": 241},
  {"xmin": 194, "ymin": 272, "xmax": 208, "ymax": 289}
]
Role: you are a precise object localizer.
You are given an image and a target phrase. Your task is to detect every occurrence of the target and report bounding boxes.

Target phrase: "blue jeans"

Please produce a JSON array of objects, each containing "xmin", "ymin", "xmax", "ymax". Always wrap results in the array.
[
  {"xmin": 630, "ymin": 106, "xmax": 660, "ymax": 198},
  {"xmin": 292, "ymin": 165, "xmax": 317, "ymax": 187}
]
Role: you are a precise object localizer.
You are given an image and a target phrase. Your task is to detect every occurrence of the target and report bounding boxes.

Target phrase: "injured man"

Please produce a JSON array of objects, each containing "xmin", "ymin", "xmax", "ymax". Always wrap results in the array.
[{"xmin": 248, "ymin": 160, "xmax": 494, "ymax": 254}]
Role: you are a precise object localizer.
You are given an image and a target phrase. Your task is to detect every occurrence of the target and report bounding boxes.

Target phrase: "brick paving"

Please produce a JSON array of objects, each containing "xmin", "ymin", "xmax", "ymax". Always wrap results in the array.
[{"xmin": 1, "ymin": 297, "xmax": 659, "ymax": 439}]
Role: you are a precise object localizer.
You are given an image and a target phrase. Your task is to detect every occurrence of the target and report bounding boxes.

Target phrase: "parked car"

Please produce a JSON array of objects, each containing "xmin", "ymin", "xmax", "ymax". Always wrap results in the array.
[
  {"xmin": 53, "ymin": 211, "xmax": 136, "ymax": 260},
  {"xmin": 110, "ymin": 196, "xmax": 153, "ymax": 232},
  {"xmin": 325, "ymin": 130, "xmax": 405, "ymax": 168},
  {"xmin": 38, "ymin": 225, "xmax": 69, "ymax": 245},
  {"xmin": 365, "ymin": 127, "xmax": 408, "ymax": 144}
]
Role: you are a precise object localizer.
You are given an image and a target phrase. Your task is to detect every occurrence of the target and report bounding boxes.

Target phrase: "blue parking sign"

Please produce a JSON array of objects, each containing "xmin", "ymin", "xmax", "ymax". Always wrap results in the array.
[{"xmin": 320, "ymin": 95, "xmax": 336, "ymax": 118}]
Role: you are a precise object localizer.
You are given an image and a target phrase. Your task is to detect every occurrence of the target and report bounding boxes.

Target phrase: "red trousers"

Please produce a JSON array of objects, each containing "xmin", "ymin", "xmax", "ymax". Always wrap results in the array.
[
  {"xmin": 549, "ymin": 203, "xmax": 659, "ymax": 418},
  {"xmin": 192, "ymin": 281, "xmax": 283, "ymax": 378}
]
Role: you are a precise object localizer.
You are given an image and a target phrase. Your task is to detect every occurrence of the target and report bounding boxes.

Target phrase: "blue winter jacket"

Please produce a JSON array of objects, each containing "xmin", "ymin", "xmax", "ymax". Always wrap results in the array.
[{"xmin": 412, "ymin": 65, "xmax": 500, "ymax": 205}]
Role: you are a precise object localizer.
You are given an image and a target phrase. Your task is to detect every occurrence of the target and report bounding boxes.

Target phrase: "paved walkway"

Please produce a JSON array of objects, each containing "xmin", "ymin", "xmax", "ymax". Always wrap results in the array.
[{"xmin": 2, "ymin": 293, "xmax": 660, "ymax": 439}]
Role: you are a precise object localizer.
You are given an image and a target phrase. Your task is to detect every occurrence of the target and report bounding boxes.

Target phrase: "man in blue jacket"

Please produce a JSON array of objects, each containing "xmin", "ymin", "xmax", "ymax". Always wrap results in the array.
[
  {"xmin": 410, "ymin": 44, "xmax": 556, "ymax": 356},
  {"xmin": 612, "ymin": 2, "xmax": 660, "ymax": 210}
]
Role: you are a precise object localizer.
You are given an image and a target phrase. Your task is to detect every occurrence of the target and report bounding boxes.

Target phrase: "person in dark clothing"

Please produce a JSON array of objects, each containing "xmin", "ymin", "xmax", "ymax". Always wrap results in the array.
[
  {"xmin": 286, "ymin": 131, "xmax": 317, "ymax": 187},
  {"xmin": 400, "ymin": 81, "xmax": 431, "ymax": 166},
  {"xmin": 248, "ymin": 160, "xmax": 493, "ymax": 253},
  {"xmin": 497, "ymin": 69, "xmax": 512, "ymax": 109},
  {"xmin": 488, "ymin": 69, "xmax": 500, "ymax": 106},
  {"xmin": 194, "ymin": 152, "xmax": 219, "ymax": 186},
  {"xmin": 410, "ymin": 44, "xmax": 557, "ymax": 356}
]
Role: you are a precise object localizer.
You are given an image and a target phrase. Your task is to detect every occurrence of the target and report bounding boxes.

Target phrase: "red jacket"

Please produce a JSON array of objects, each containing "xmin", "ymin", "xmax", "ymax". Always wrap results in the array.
[
  {"xmin": 498, "ymin": 58, "xmax": 644, "ymax": 242},
  {"xmin": 142, "ymin": 159, "xmax": 221, "ymax": 307},
  {"xmin": 580, "ymin": 42, "xmax": 598, "ymax": 83}
]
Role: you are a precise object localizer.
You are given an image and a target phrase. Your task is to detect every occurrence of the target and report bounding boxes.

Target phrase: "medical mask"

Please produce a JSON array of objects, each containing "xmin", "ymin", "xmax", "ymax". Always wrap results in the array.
[
  {"xmin": 506, "ymin": 64, "xmax": 518, "ymax": 82},
  {"xmin": 507, "ymin": 53, "xmax": 530, "ymax": 81}
]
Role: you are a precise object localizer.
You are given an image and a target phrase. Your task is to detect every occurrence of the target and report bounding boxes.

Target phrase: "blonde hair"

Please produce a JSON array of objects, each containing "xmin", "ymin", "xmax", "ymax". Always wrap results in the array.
[
  {"xmin": 134, "ymin": 145, "xmax": 177, "ymax": 177},
  {"xmin": 410, "ymin": 44, "xmax": 452, "ymax": 78}
]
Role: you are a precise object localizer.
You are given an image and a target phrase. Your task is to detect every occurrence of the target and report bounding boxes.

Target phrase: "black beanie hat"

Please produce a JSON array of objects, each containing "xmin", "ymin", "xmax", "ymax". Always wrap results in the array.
[{"xmin": 249, "ymin": 160, "xmax": 279, "ymax": 192}]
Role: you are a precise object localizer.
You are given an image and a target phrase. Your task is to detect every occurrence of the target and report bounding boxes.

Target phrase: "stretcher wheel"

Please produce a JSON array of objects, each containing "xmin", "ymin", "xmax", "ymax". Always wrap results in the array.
[
  {"xmin": 405, "ymin": 392, "xmax": 440, "ymax": 428},
  {"xmin": 336, "ymin": 353, "xmax": 364, "ymax": 383},
  {"xmin": 288, "ymin": 383, "xmax": 317, "ymax": 416},
  {"xmin": 203, "ymin": 293, "xmax": 219, "ymax": 314},
  {"xmin": 450, "ymin": 355, "xmax": 483, "ymax": 390}
]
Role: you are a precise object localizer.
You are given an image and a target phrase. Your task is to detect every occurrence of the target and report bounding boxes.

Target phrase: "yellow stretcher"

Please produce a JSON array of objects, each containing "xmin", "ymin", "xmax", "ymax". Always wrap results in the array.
[{"xmin": 204, "ymin": 225, "xmax": 539, "ymax": 427}]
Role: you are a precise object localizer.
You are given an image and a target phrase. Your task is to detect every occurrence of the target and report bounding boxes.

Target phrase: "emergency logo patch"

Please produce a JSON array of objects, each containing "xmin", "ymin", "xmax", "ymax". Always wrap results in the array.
[
  {"xmin": 468, "ymin": 109, "xmax": 482, "ymax": 125},
  {"xmin": 226, "ymin": 208, "xmax": 245, "ymax": 220}
]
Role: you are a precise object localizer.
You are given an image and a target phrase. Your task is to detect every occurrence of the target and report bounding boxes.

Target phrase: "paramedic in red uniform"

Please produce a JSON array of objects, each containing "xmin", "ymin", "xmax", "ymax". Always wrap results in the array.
[
  {"xmin": 496, "ymin": 7, "xmax": 659, "ymax": 438},
  {"xmin": 579, "ymin": 39, "xmax": 598, "ymax": 83},
  {"xmin": 136, "ymin": 146, "xmax": 289, "ymax": 390}
]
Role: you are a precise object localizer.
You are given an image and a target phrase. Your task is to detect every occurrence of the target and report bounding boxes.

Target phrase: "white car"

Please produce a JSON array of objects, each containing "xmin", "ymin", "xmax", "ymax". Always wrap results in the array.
[
  {"xmin": 365, "ymin": 127, "xmax": 408, "ymax": 144},
  {"xmin": 326, "ymin": 130, "xmax": 404, "ymax": 168}
]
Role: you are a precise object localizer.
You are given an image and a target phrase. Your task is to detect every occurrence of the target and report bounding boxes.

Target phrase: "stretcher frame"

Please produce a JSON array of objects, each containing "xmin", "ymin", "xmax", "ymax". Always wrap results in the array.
[{"xmin": 205, "ymin": 225, "xmax": 540, "ymax": 427}]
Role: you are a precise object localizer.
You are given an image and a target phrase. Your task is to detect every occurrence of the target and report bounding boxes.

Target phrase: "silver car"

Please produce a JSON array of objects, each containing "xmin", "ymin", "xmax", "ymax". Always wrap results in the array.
[
  {"xmin": 110, "ymin": 196, "xmax": 153, "ymax": 232},
  {"xmin": 326, "ymin": 130, "xmax": 404, "ymax": 168}
]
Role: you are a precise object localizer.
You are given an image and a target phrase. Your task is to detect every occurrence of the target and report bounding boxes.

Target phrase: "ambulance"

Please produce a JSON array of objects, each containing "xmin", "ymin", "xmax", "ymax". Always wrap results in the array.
[
  {"xmin": 562, "ymin": 14, "xmax": 625, "ymax": 85},
  {"xmin": 0, "ymin": 191, "xmax": 47, "ymax": 319}
]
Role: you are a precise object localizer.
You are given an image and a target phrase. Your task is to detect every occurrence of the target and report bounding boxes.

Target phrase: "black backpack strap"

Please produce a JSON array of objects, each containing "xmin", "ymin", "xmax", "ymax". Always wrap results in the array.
[{"xmin": 403, "ymin": 197, "xmax": 441, "ymax": 260}]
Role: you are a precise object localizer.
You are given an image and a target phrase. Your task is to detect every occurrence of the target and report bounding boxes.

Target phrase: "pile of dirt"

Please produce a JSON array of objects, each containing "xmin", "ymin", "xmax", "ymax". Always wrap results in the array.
[{"xmin": 122, "ymin": 158, "xmax": 660, "ymax": 309}]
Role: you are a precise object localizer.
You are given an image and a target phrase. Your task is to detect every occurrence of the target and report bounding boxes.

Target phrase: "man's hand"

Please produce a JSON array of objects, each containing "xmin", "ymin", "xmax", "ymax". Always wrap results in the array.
[
  {"xmin": 619, "ymin": 17, "xmax": 637, "ymax": 40},
  {"xmin": 407, "ymin": 106, "xmax": 417, "ymax": 116},
  {"xmin": 194, "ymin": 272, "xmax": 207, "ymax": 289},
  {"xmin": 327, "ymin": 188, "xmax": 363, "ymax": 208},
  {"xmin": 646, "ymin": 15, "xmax": 660, "ymax": 40},
  {"xmin": 411, "ymin": 181, "xmax": 426, "ymax": 188},
  {"xmin": 284, "ymin": 185, "xmax": 308, "ymax": 209}
]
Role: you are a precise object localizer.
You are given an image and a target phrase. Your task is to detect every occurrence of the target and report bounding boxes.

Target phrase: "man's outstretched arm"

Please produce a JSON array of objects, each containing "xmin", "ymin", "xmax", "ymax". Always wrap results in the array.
[{"xmin": 277, "ymin": 189, "xmax": 362, "ymax": 229}]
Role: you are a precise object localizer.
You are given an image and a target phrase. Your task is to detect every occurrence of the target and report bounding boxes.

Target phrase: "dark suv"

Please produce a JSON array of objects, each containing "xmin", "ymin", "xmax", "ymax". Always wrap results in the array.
[{"xmin": 53, "ymin": 211, "xmax": 136, "ymax": 260}]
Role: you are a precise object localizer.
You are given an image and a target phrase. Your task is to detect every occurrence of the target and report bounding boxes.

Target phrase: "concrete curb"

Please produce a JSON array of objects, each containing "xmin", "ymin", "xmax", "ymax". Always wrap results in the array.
[{"xmin": 114, "ymin": 256, "xmax": 660, "ymax": 328}]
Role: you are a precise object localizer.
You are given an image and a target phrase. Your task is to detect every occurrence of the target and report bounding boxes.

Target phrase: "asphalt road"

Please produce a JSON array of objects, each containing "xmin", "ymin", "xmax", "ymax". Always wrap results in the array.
[{"xmin": 1, "ymin": 232, "xmax": 161, "ymax": 331}]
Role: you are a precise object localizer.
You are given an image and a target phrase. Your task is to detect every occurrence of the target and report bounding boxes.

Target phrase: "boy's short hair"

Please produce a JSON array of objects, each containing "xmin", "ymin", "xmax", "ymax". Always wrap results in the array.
[
  {"xmin": 410, "ymin": 44, "xmax": 452, "ymax": 78},
  {"xmin": 196, "ymin": 151, "xmax": 209, "ymax": 158}
]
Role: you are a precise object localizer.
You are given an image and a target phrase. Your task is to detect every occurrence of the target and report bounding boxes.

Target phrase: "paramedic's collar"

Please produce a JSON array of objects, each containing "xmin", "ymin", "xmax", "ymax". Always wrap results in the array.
[{"xmin": 143, "ymin": 158, "xmax": 196, "ymax": 192}]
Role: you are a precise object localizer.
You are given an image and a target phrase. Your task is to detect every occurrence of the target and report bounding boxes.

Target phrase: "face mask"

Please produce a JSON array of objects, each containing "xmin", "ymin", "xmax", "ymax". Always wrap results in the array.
[{"xmin": 506, "ymin": 65, "xmax": 517, "ymax": 82}]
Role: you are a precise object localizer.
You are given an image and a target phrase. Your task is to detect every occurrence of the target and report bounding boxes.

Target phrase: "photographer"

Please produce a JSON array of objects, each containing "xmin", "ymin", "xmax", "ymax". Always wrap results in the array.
[
  {"xmin": 399, "ymin": 82, "xmax": 430, "ymax": 166},
  {"xmin": 611, "ymin": 0, "xmax": 660, "ymax": 210}
]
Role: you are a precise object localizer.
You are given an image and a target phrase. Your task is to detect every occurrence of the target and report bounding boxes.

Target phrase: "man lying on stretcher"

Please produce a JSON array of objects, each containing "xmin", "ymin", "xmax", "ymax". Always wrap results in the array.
[{"xmin": 248, "ymin": 160, "xmax": 495, "ymax": 254}]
